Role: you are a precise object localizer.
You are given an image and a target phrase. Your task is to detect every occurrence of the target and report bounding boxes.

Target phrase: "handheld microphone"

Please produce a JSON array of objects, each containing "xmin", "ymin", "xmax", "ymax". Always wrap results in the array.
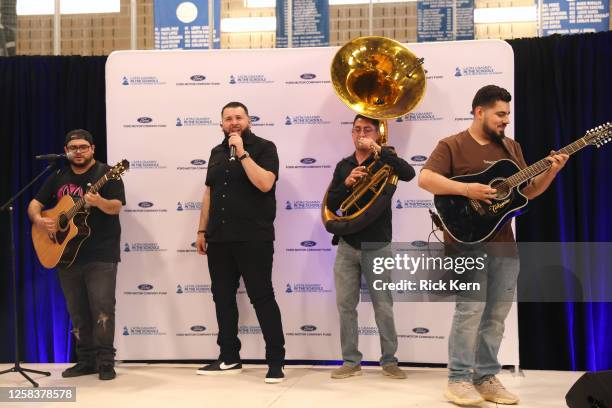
[
  {"xmin": 229, "ymin": 145, "xmax": 237, "ymax": 161},
  {"xmin": 35, "ymin": 152, "xmax": 74, "ymax": 161}
]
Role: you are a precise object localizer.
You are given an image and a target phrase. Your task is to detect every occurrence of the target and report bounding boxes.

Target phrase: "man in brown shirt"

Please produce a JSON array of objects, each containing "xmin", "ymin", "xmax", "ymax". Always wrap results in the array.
[{"xmin": 419, "ymin": 85, "xmax": 568, "ymax": 406}]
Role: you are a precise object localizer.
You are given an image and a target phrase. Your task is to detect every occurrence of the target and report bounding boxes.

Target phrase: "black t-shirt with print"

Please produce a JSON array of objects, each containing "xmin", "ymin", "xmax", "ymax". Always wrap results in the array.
[{"xmin": 35, "ymin": 161, "xmax": 126, "ymax": 264}]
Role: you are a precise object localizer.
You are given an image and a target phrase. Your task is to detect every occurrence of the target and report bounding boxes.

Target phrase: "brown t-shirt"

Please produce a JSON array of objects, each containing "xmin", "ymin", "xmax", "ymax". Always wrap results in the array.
[{"xmin": 423, "ymin": 130, "xmax": 528, "ymax": 244}]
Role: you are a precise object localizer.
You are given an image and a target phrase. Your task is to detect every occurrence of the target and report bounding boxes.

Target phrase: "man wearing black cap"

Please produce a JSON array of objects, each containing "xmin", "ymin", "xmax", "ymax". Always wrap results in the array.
[{"xmin": 27, "ymin": 129, "xmax": 126, "ymax": 381}]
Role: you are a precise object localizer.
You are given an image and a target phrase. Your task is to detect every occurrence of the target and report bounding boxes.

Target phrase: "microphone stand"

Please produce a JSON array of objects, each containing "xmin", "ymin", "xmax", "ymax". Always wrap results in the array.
[{"xmin": 0, "ymin": 162, "xmax": 57, "ymax": 387}]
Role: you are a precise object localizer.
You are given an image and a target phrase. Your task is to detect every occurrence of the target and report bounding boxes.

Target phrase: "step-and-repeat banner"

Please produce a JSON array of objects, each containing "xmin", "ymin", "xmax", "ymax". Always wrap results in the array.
[{"xmin": 106, "ymin": 40, "xmax": 520, "ymax": 365}]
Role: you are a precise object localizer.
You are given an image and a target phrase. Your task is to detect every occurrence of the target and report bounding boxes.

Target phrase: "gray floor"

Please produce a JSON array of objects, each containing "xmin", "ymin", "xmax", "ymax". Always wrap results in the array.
[{"xmin": 0, "ymin": 364, "xmax": 582, "ymax": 408}]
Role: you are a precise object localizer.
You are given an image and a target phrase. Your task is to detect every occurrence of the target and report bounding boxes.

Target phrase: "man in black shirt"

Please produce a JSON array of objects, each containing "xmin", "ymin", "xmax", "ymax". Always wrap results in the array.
[
  {"xmin": 27, "ymin": 129, "xmax": 126, "ymax": 381},
  {"xmin": 195, "ymin": 101, "xmax": 285, "ymax": 383},
  {"xmin": 326, "ymin": 114, "xmax": 415, "ymax": 380}
]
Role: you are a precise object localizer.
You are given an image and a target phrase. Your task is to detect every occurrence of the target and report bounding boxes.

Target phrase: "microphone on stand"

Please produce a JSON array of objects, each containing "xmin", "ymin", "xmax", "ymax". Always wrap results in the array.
[{"xmin": 35, "ymin": 152, "xmax": 74, "ymax": 161}]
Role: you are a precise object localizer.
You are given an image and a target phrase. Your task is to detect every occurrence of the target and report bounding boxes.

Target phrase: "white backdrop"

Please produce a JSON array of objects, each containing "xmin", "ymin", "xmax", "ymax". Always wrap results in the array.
[{"xmin": 106, "ymin": 40, "xmax": 520, "ymax": 366}]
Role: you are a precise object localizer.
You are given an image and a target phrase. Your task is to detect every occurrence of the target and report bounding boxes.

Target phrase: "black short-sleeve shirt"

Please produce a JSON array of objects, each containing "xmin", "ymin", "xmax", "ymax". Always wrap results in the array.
[
  {"xmin": 34, "ymin": 161, "xmax": 126, "ymax": 264},
  {"xmin": 205, "ymin": 131, "xmax": 279, "ymax": 242}
]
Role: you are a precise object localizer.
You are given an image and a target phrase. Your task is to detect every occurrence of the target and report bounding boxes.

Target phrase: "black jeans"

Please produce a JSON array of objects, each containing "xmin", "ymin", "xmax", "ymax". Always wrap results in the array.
[
  {"xmin": 207, "ymin": 241, "xmax": 285, "ymax": 366},
  {"xmin": 58, "ymin": 261, "xmax": 117, "ymax": 367}
]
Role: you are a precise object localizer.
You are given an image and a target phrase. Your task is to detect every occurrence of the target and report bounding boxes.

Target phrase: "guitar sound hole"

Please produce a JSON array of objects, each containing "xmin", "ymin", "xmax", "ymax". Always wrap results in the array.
[
  {"xmin": 58, "ymin": 214, "xmax": 69, "ymax": 230},
  {"xmin": 490, "ymin": 179, "xmax": 510, "ymax": 200}
]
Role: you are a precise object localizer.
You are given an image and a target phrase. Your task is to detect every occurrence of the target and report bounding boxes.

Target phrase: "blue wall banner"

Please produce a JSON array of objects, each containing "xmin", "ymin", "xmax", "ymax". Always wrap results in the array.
[
  {"xmin": 541, "ymin": 0, "xmax": 610, "ymax": 35},
  {"xmin": 276, "ymin": 0, "xmax": 330, "ymax": 48},
  {"xmin": 417, "ymin": 0, "xmax": 474, "ymax": 42},
  {"xmin": 154, "ymin": 0, "xmax": 220, "ymax": 49}
]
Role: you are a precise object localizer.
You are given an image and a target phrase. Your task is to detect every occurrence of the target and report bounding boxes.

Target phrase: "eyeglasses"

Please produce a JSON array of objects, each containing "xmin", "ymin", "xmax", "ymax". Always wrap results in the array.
[
  {"xmin": 352, "ymin": 126, "xmax": 376, "ymax": 135},
  {"xmin": 67, "ymin": 144, "xmax": 91, "ymax": 153}
]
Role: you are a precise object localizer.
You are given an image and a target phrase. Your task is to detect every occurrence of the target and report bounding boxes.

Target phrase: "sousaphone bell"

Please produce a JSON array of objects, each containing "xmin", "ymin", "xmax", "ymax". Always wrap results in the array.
[{"xmin": 322, "ymin": 36, "xmax": 426, "ymax": 235}]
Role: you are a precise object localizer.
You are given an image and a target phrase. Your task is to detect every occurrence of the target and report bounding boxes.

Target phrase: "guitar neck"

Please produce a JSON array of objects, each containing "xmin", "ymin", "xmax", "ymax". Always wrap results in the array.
[
  {"xmin": 65, "ymin": 173, "xmax": 111, "ymax": 219},
  {"xmin": 506, "ymin": 137, "xmax": 588, "ymax": 188}
]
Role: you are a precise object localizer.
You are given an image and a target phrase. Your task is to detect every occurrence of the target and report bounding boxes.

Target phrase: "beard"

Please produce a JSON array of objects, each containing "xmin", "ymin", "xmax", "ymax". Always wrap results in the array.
[
  {"xmin": 223, "ymin": 127, "xmax": 250, "ymax": 139},
  {"xmin": 483, "ymin": 122, "xmax": 506, "ymax": 143},
  {"xmin": 70, "ymin": 156, "xmax": 93, "ymax": 168}
]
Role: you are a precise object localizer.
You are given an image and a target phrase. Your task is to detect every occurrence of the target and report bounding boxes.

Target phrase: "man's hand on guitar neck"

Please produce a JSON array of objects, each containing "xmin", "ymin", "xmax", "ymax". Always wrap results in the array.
[
  {"xmin": 545, "ymin": 151, "xmax": 570, "ymax": 176},
  {"xmin": 521, "ymin": 151, "xmax": 569, "ymax": 199}
]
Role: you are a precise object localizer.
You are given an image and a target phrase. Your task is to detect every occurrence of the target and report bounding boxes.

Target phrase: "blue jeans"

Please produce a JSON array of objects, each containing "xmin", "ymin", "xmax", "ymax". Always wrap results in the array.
[
  {"xmin": 333, "ymin": 239, "xmax": 398, "ymax": 367},
  {"xmin": 448, "ymin": 256, "xmax": 519, "ymax": 382}
]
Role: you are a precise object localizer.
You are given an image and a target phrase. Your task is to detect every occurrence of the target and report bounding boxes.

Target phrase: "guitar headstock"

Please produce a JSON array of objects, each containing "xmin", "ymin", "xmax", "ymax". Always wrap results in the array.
[
  {"xmin": 108, "ymin": 159, "xmax": 130, "ymax": 180},
  {"xmin": 585, "ymin": 122, "xmax": 612, "ymax": 148}
]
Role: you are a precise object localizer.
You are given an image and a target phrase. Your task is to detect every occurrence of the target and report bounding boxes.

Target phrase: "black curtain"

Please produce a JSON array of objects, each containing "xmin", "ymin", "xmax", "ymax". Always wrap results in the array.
[
  {"xmin": 0, "ymin": 56, "xmax": 107, "ymax": 363},
  {"xmin": 508, "ymin": 31, "xmax": 612, "ymax": 370}
]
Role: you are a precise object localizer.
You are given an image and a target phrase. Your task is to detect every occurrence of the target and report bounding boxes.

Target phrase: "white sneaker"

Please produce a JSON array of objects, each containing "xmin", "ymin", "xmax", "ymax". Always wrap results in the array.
[
  {"xmin": 444, "ymin": 381, "xmax": 485, "ymax": 406},
  {"xmin": 474, "ymin": 376, "xmax": 520, "ymax": 404}
]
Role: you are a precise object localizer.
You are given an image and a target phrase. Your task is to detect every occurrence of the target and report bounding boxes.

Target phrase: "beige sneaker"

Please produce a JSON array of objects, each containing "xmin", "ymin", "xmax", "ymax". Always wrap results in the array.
[
  {"xmin": 444, "ymin": 381, "xmax": 485, "ymax": 406},
  {"xmin": 330, "ymin": 364, "xmax": 362, "ymax": 379},
  {"xmin": 381, "ymin": 363, "xmax": 406, "ymax": 379},
  {"xmin": 474, "ymin": 376, "xmax": 520, "ymax": 404}
]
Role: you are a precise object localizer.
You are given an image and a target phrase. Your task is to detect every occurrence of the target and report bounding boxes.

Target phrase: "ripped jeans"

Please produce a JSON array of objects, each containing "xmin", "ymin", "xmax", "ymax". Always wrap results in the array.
[
  {"xmin": 58, "ymin": 262, "xmax": 117, "ymax": 367},
  {"xmin": 448, "ymin": 256, "xmax": 519, "ymax": 383}
]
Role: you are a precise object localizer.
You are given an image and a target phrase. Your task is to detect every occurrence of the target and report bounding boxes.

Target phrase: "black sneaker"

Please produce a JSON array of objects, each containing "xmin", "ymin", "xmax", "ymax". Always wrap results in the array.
[
  {"xmin": 61, "ymin": 362, "xmax": 97, "ymax": 378},
  {"xmin": 196, "ymin": 360, "xmax": 242, "ymax": 376},
  {"xmin": 265, "ymin": 366, "xmax": 285, "ymax": 384},
  {"xmin": 99, "ymin": 364, "xmax": 116, "ymax": 380}
]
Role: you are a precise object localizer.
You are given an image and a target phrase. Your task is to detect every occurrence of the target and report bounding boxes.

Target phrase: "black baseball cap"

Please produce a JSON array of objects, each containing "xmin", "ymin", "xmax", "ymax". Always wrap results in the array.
[{"xmin": 64, "ymin": 129, "xmax": 94, "ymax": 146}]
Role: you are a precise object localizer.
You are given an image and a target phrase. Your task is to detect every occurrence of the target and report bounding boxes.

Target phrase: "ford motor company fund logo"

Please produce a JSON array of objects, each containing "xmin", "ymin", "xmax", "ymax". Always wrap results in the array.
[
  {"xmin": 285, "ymin": 158, "xmax": 331, "ymax": 169},
  {"xmin": 176, "ymin": 325, "xmax": 217, "ymax": 337},
  {"xmin": 123, "ymin": 283, "xmax": 168, "ymax": 295},
  {"xmin": 248, "ymin": 114, "xmax": 275, "ymax": 127},
  {"xmin": 285, "ymin": 73, "xmax": 331, "ymax": 85},
  {"xmin": 124, "ymin": 201, "xmax": 168, "ymax": 213},
  {"xmin": 409, "ymin": 155, "xmax": 428, "ymax": 166},
  {"xmin": 286, "ymin": 324, "xmax": 332, "ymax": 337},
  {"xmin": 175, "ymin": 74, "xmax": 220, "ymax": 86},
  {"xmin": 398, "ymin": 326, "xmax": 444, "ymax": 340},
  {"xmin": 286, "ymin": 240, "xmax": 331, "ymax": 252},
  {"xmin": 177, "ymin": 159, "xmax": 207, "ymax": 170},
  {"xmin": 123, "ymin": 117, "xmax": 166, "ymax": 128}
]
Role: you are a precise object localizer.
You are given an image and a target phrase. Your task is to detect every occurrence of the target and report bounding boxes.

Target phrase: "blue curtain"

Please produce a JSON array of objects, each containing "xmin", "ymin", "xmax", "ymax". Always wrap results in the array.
[
  {"xmin": 0, "ymin": 56, "xmax": 107, "ymax": 363},
  {"xmin": 509, "ymin": 32, "xmax": 612, "ymax": 371}
]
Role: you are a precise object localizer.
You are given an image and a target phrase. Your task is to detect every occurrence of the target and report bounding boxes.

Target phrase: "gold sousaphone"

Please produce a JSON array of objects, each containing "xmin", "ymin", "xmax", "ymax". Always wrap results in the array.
[{"xmin": 321, "ymin": 36, "xmax": 426, "ymax": 235}]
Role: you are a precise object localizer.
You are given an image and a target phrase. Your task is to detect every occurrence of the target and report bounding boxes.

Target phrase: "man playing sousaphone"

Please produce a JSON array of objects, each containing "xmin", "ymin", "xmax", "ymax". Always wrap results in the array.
[
  {"xmin": 325, "ymin": 114, "xmax": 415, "ymax": 379},
  {"xmin": 322, "ymin": 36, "xmax": 425, "ymax": 379}
]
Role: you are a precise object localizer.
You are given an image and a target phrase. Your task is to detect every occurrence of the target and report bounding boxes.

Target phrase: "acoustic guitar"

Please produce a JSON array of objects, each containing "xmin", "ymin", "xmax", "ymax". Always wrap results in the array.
[
  {"xmin": 433, "ymin": 123, "xmax": 611, "ymax": 243},
  {"xmin": 32, "ymin": 159, "xmax": 129, "ymax": 268}
]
